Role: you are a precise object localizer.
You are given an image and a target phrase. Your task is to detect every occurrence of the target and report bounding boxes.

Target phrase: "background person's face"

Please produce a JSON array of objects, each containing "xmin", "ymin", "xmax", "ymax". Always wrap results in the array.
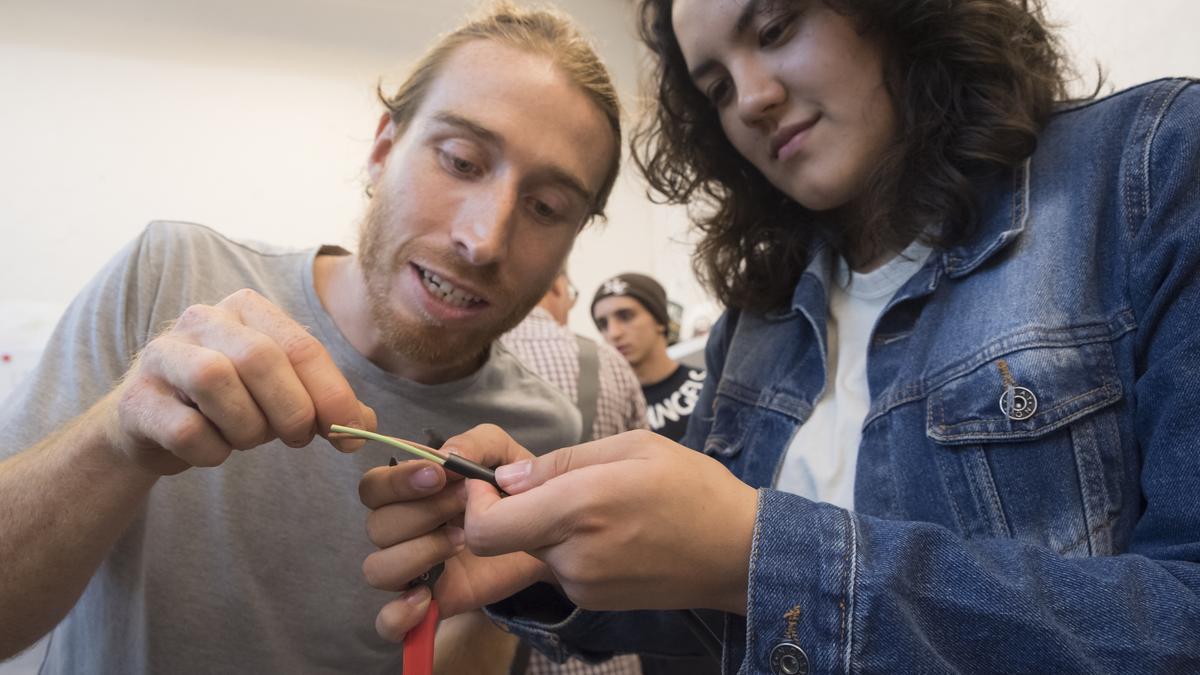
[
  {"xmin": 673, "ymin": 0, "xmax": 897, "ymax": 212},
  {"xmin": 593, "ymin": 295, "xmax": 665, "ymax": 368},
  {"xmin": 359, "ymin": 40, "xmax": 616, "ymax": 369}
]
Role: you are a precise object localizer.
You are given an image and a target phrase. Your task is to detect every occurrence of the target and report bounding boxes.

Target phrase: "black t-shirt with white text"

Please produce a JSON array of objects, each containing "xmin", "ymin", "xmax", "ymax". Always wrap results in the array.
[{"xmin": 642, "ymin": 365, "xmax": 706, "ymax": 442}]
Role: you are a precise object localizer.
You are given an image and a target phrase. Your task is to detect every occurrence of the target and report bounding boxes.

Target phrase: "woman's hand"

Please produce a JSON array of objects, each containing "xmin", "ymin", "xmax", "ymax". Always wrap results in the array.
[{"xmin": 465, "ymin": 428, "xmax": 757, "ymax": 615}]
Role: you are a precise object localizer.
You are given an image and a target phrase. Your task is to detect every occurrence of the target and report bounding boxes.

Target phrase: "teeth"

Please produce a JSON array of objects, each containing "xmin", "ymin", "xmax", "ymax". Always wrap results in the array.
[{"xmin": 419, "ymin": 268, "xmax": 483, "ymax": 308}]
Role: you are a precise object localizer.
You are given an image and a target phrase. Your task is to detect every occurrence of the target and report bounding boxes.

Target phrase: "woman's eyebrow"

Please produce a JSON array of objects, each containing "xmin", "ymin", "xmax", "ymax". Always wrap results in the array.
[{"xmin": 688, "ymin": 0, "xmax": 766, "ymax": 83}]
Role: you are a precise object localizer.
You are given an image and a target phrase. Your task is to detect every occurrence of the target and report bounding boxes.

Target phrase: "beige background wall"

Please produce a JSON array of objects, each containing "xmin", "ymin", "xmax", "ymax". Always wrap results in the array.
[
  {"xmin": 1, "ymin": 0, "xmax": 1197, "ymax": 338},
  {"xmin": 0, "ymin": 0, "xmax": 1197, "ymax": 669}
]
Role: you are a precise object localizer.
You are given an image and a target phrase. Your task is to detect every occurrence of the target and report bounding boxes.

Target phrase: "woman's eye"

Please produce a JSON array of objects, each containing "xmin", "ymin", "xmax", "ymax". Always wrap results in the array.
[
  {"xmin": 759, "ymin": 13, "xmax": 795, "ymax": 47},
  {"xmin": 706, "ymin": 79, "xmax": 732, "ymax": 106}
]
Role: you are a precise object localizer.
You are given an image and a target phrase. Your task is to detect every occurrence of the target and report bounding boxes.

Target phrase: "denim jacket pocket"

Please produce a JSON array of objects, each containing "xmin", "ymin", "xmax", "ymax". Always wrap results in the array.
[{"xmin": 924, "ymin": 339, "xmax": 1126, "ymax": 556}]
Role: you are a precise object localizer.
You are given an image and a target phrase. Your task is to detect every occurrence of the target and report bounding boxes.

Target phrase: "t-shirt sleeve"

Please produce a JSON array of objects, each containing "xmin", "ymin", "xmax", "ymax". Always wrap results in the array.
[{"xmin": 0, "ymin": 223, "xmax": 170, "ymax": 460}]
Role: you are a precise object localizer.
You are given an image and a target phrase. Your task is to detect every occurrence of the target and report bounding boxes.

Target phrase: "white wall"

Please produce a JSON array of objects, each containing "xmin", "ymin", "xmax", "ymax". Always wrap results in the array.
[
  {"xmin": 4, "ymin": 0, "xmax": 1195, "ymax": 343},
  {"xmin": 0, "ymin": 0, "xmax": 706, "ymax": 346}
]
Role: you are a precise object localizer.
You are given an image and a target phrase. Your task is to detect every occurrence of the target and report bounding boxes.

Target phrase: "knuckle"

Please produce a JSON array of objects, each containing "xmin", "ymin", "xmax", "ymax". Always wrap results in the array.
[
  {"xmin": 463, "ymin": 521, "xmax": 488, "ymax": 552},
  {"xmin": 553, "ymin": 446, "xmax": 577, "ymax": 476},
  {"xmin": 361, "ymin": 553, "xmax": 388, "ymax": 589},
  {"xmin": 225, "ymin": 288, "xmax": 264, "ymax": 307},
  {"xmin": 135, "ymin": 336, "xmax": 175, "ymax": 375},
  {"xmin": 476, "ymin": 423, "xmax": 503, "ymax": 436},
  {"xmin": 229, "ymin": 334, "xmax": 283, "ymax": 376},
  {"xmin": 167, "ymin": 415, "xmax": 208, "ymax": 451},
  {"xmin": 628, "ymin": 429, "xmax": 655, "ymax": 445},
  {"xmin": 275, "ymin": 401, "xmax": 317, "ymax": 439},
  {"xmin": 176, "ymin": 303, "xmax": 217, "ymax": 331},
  {"xmin": 364, "ymin": 511, "xmax": 391, "ymax": 548},
  {"xmin": 183, "ymin": 353, "xmax": 236, "ymax": 393},
  {"xmin": 315, "ymin": 386, "xmax": 356, "ymax": 416},
  {"xmin": 229, "ymin": 421, "xmax": 270, "ymax": 451},
  {"xmin": 280, "ymin": 331, "xmax": 324, "ymax": 366}
]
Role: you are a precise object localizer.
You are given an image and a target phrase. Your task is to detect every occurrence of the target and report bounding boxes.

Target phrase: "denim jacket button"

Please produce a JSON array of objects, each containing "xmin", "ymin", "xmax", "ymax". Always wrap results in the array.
[
  {"xmin": 999, "ymin": 385, "xmax": 1038, "ymax": 420},
  {"xmin": 769, "ymin": 642, "xmax": 809, "ymax": 675}
]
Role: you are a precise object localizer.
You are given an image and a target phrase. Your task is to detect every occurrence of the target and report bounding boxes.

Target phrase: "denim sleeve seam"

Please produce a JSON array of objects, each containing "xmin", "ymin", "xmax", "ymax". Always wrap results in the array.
[
  {"xmin": 841, "ymin": 509, "xmax": 859, "ymax": 674},
  {"xmin": 1138, "ymin": 79, "xmax": 1193, "ymax": 229},
  {"xmin": 740, "ymin": 488, "xmax": 766, "ymax": 674}
]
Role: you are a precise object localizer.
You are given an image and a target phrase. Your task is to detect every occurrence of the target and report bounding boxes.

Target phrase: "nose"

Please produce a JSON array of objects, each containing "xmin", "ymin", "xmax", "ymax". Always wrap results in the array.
[
  {"xmin": 603, "ymin": 321, "xmax": 624, "ymax": 342},
  {"xmin": 452, "ymin": 183, "xmax": 517, "ymax": 266},
  {"xmin": 733, "ymin": 60, "xmax": 785, "ymax": 127}
]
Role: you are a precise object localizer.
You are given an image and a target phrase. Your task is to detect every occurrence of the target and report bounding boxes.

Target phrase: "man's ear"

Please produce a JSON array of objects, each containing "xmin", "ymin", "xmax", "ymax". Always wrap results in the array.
[
  {"xmin": 367, "ymin": 112, "xmax": 397, "ymax": 185},
  {"xmin": 549, "ymin": 275, "xmax": 568, "ymax": 300}
]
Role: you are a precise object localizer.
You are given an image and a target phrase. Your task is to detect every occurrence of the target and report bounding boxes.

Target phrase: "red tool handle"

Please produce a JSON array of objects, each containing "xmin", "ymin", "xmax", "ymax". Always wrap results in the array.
[{"xmin": 403, "ymin": 598, "xmax": 440, "ymax": 675}]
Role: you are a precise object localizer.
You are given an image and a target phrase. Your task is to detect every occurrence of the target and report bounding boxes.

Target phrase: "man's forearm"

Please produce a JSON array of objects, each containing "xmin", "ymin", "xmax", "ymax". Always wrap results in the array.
[{"xmin": 0, "ymin": 393, "xmax": 158, "ymax": 658}]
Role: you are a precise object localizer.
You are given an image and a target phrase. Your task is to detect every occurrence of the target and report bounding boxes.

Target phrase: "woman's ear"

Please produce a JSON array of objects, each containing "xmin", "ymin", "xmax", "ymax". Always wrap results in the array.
[{"xmin": 367, "ymin": 112, "xmax": 397, "ymax": 185}]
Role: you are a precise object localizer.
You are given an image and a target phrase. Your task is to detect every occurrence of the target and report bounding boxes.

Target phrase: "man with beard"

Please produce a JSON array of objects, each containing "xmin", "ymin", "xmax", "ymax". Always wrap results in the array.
[{"xmin": 0, "ymin": 5, "xmax": 621, "ymax": 673}]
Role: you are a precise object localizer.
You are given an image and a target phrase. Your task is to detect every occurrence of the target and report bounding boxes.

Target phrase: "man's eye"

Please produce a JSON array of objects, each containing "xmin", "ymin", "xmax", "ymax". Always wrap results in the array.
[
  {"xmin": 532, "ymin": 200, "xmax": 559, "ymax": 220},
  {"xmin": 439, "ymin": 150, "xmax": 481, "ymax": 177},
  {"xmin": 450, "ymin": 156, "xmax": 477, "ymax": 175}
]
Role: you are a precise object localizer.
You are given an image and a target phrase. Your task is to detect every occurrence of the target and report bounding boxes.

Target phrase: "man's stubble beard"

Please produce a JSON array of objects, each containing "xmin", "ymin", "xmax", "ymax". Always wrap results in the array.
[{"xmin": 356, "ymin": 194, "xmax": 548, "ymax": 370}]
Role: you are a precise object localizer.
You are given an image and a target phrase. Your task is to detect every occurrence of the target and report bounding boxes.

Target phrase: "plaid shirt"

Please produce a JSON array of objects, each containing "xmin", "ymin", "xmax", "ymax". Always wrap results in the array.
[
  {"xmin": 498, "ymin": 307, "xmax": 646, "ymax": 675},
  {"xmin": 500, "ymin": 307, "xmax": 647, "ymax": 441}
]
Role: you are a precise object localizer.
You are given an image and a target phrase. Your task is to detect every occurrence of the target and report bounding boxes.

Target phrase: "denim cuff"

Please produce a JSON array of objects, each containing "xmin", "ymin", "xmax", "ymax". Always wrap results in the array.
[
  {"xmin": 740, "ymin": 489, "xmax": 857, "ymax": 674},
  {"xmin": 484, "ymin": 582, "xmax": 609, "ymax": 663}
]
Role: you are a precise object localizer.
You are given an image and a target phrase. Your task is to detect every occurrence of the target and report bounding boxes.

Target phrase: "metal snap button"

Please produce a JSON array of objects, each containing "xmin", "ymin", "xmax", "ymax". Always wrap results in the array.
[
  {"xmin": 999, "ymin": 386, "xmax": 1037, "ymax": 421},
  {"xmin": 770, "ymin": 642, "xmax": 809, "ymax": 675}
]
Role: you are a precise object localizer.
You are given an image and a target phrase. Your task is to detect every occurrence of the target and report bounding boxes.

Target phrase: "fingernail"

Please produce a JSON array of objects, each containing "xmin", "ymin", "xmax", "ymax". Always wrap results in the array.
[
  {"xmin": 446, "ymin": 526, "xmax": 466, "ymax": 549},
  {"xmin": 494, "ymin": 460, "xmax": 531, "ymax": 484},
  {"xmin": 410, "ymin": 467, "xmax": 440, "ymax": 490},
  {"xmin": 401, "ymin": 585, "xmax": 430, "ymax": 606}
]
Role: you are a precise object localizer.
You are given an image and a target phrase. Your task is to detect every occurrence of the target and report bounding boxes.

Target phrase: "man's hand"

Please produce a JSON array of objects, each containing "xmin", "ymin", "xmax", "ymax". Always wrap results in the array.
[
  {"xmin": 468, "ymin": 428, "xmax": 757, "ymax": 616},
  {"xmin": 105, "ymin": 288, "xmax": 375, "ymax": 475},
  {"xmin": 357, "ymin": 425, "xmax": 548, "ymax": 642}
]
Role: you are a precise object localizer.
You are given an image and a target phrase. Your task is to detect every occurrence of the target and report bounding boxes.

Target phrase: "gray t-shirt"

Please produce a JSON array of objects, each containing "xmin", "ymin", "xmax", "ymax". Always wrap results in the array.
[{"xmin": 0, "ymin": 221, "xmax": 580, "ymax": 674}]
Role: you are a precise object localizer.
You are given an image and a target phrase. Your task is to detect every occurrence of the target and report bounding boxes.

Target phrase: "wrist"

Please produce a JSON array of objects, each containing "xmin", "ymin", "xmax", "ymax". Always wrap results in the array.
[
  {"xmin": 91, "ymin": 391, "xmax": 172, "ymax": 481},
  {"xmin": 717, "ymin": 483, "xmax": 757, "ymax": 615}
]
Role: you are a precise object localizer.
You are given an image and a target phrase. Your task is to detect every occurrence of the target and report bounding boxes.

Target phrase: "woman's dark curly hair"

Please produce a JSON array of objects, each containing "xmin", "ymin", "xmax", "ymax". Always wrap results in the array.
[{"xmin": 634, "ymin": 0, "xmax": 1083, "ymax": 314}]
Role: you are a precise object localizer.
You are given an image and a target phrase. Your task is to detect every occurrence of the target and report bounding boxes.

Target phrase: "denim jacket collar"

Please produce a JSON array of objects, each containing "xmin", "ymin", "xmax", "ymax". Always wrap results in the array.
[
  {"xmin": 779, "ymin": 158, "xmax": 1032, "ymax": 319},
  {"xmin": 940, "ymin": 159, "xmax": 1032, "ymax": 279},
  {"xmin": 762, "ymin": 159, "xmax": 1032, "ymax": 390}
]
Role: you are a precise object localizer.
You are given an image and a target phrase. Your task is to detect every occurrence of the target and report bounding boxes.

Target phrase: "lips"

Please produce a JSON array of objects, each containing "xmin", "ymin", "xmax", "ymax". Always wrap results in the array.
[
  {"xmin": 770, "ymin": 115, "xmax": 820, "ymax": 161},
  {"xmin": 413, "ymin": 263, "xmax": 488, "ymax": 309}
]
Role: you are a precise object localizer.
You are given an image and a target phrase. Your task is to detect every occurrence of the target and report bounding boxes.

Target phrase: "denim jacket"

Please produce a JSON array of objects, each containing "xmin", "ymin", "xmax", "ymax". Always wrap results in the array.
[{"xmin": 491, "ymin": 79, "xmax": 1200, "ymax": 674}]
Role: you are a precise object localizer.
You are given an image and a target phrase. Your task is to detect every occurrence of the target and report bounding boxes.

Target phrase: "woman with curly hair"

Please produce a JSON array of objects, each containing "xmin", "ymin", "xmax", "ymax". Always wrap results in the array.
[{"xmin": 363, "ymin": 1, "xmax": 1200, "ymax": 672}]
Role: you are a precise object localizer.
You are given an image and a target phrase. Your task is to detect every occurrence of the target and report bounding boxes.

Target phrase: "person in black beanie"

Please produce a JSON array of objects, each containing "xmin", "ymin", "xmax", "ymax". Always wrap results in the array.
[{"xmin": 591, "ymin": 273, "xmax": 705, "ymax": 445}]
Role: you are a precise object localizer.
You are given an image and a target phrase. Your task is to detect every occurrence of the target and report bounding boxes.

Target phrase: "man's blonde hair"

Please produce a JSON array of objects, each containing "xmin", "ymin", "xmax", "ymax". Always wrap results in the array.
[{"xmin": 378, "ymin": 2, "xmax": 622, "ymax": 222}]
